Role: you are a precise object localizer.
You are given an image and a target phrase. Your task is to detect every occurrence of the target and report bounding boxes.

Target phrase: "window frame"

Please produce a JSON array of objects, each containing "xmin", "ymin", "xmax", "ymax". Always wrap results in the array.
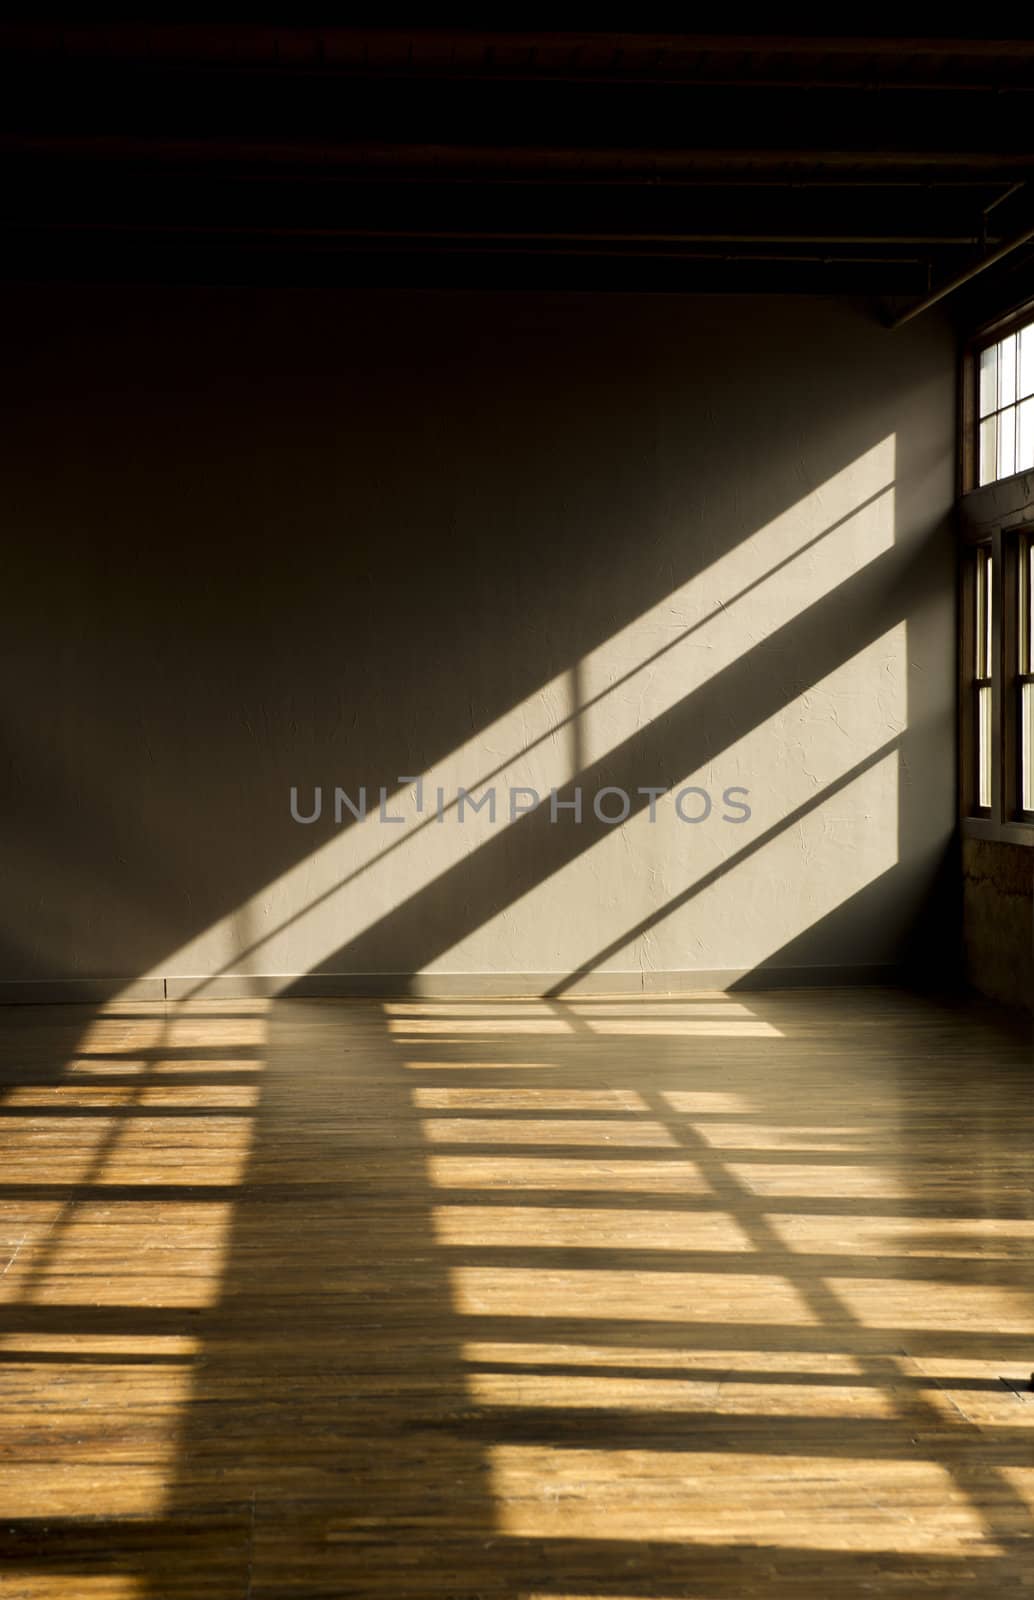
[
  {"xmin": 960, "ymin": 542, "xmax": 993, "ymax": 819},
  {"xmin": 959, "ymin": 303, "xmax": 1034, "ymax": 845},
  {"xmin": 1006, "ymin": 528, "xmax": 1034, "ymax": 824},
  {"xmin": 961, "ymin": 297, "xmax": 1034, "ymax": 496}
]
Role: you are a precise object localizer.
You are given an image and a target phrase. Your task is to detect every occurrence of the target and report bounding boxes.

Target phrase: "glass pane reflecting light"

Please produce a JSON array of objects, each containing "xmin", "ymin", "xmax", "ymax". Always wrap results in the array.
[
  {"xmin": 978, "ymin": 685, "xmax": 992, "ymax": 808},
  {"xmin": 976, "ymin": 318, "xmax": 1034, "ymax": 485},
  {"xmin": 979, "ymin": 416, "xmax": 997, "ymax": 486},
  {"xmin": 1021, "ymin": 535, "xmax": 1034, "ymax": 815},
  {"xmin": 1020, "ymin": 325, "xmax": 1034, "ymax": 401},
  {"xmin": 974, "ymin": 548, "xmax": 992, "ymax": 812},
  {"xmin": 979, "ymin": 342, "xmax": 998, "ymax": 418},
  {"xmin": 1000, "ymin": 333, "xmax": 1017, "ymax": 409},
  {"xmin": 1019, "ymin": 398, "xmax": 1034, "ymax": 475},
  {"xmin": 998, "ymin": 407, "xmax": 1017, "ymax": 479},
  {"xmin": 1022, "ymin": 682, "xmax": 1034, "ymax": 814}
]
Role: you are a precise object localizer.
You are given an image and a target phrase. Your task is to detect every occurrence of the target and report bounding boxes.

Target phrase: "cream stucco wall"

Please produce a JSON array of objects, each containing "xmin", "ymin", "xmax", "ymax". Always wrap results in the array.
[{"xmin": 0, "ymin": 288, "xmax": 957, "ymax": 995}]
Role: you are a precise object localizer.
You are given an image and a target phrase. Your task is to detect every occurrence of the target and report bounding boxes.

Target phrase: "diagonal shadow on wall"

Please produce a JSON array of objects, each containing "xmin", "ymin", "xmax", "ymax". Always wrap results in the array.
[
  {"xmin": 288, "ymin": 530, "xmax": 947, "ymax": 987},
  {"xmin": 0, "ymin": 286, "xmax": 953, "ymax": 996}
]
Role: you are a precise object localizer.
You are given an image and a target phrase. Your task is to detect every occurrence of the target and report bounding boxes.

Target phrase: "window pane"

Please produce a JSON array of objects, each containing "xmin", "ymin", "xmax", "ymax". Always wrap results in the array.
[
  {"xmin": 978, "ymin": 684, "xmax": 992, "ymax": 807},
  {"xmin": 975, "ymin": 548, "xmax": 992, "ymax": 678},
  {"xmin": 1022, "ymin": 681, "xmax": 1034, "ymax": 813},
  {"xmin": 1020, "ymin": 534, "xmax": 1034, "ymax": 677},
  {"xmin": 979, "ymin": 414, "xmax": 997, "ymax": 485},
  {"xmin": 979, "ymin": 342, "xmax": 998, "ymax": 418},
  {"xmin": 1019, "ymin": 397, "xmax": 1034, "ymax": 474},
  {"xmin": 986, "ymin": 552, "xmax": 993, "ymax": 676},
  {"xmin": 1020, "ymin": 324, "xmax": 1034, "ymax": 400},
  {"xmin": 1019, "ymin": 540, "xmax": 1030, "ymax": 676},
  {"xmin": 997, "ymin": 405, "xmax": 1016, "ymax": 479},
  {"xmin": 999, "ymin": 333, "xmax": 1018, "ymax": 408}
]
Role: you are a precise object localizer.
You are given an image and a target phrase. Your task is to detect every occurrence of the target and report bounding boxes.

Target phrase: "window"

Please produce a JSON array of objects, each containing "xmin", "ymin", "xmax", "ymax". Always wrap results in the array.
[
  {"xmin": 966, "ymin": 544, "xmax": 998, "ymax": 819},
  {"xmin": 973, "ymin": 547, "xmax": 998, "ymax": 806},
  {"xmin": 977, "ymin": 317, "xmax": 1034, "ymax": 485},
  {"xmin": 1015, "ymin": 531, "xmax": 1034, "ymax": 818},
  {"xmin": 961, "ymin": 524, "xmax": 1034, "ymax": 832},
  {"xmin": 961, "ymin": 302, "xmax": 1034, "ymax": 841}
]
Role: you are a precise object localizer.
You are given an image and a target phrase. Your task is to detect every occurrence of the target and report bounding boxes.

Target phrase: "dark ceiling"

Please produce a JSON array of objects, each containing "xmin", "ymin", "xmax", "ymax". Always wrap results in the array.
[{"xmin": 3, "ymin": 24, "xmax": 1034, "ymax": 322}]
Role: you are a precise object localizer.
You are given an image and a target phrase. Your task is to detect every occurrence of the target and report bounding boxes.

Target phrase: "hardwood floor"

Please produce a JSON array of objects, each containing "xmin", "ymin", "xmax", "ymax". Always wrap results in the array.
[{"xmin": 0, "ymin": 988, "xmax": 1031, "ymax": 1598}]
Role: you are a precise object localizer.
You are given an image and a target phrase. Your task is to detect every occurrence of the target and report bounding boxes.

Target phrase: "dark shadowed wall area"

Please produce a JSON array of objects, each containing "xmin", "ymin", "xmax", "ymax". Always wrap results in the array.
[
  {"xmin": 1, "ymin": 287, "xmax": 957, "ymax": 999},
  {"xmin": 963, "ymin": 838, "xmax": 1034, "ymax": 1011}
]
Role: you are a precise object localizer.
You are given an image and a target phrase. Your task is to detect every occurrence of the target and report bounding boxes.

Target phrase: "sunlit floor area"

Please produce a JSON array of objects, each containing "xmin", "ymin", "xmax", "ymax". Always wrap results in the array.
[{"xmin": 1, "ymin": 988, "xmax": 1032, "ymax": 1599}]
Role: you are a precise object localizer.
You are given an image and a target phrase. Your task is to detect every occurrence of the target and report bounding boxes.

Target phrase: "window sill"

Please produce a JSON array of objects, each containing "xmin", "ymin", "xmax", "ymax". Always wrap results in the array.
[
  {"xmin": 959, "ymin": 475, "xmax": 1034, "ymax": 535},
  {"xmin": 962, "ymin": 816, "xmax": 1034, "ymax": 846}
]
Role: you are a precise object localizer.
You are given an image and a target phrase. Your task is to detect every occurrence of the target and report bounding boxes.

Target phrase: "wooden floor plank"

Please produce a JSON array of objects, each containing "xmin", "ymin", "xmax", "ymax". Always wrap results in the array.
[{"xmin": 0, "ymin": 988, "xmax": 1031, "ymax": 1597}]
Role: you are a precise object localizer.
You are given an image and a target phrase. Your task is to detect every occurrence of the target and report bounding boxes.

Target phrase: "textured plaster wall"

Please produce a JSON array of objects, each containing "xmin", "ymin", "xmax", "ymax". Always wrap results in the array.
[
  {"xmin": 963, "ymin": 837, "xmax": 1034, "ymax": 1011},
  {"xmin": 0, "ymin": 286, "xmax": 957, "ymax": 994}
]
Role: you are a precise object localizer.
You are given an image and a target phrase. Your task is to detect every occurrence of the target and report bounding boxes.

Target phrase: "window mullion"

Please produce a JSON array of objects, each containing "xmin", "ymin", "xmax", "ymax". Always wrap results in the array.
[{"xmin": 990, "ymin": 527, "xmax": 1004, "ymax": 824}]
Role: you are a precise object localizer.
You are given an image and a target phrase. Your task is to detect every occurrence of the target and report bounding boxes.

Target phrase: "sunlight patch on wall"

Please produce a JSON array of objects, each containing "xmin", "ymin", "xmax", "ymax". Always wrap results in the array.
[
  {"xmin": 578, "ymin": 437, "xmax": 896, "ymax": 767},
  {"xmin": 429, "ymin": 625, "xmax": 905, "ymax": 977},
  {"xmin": 122, "ymin": 439, "xmax": 898, "ymax": 992}
]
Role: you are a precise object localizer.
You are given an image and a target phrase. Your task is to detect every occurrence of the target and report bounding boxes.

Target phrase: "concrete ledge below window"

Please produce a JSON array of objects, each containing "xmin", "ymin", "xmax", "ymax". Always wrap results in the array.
[{"xmin": 962, "ymin": 816, "xmax": 1034, "ymax": 846}]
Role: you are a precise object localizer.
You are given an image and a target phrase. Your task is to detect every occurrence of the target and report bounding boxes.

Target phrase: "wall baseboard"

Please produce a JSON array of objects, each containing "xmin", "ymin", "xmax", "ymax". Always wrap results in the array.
[
  {"xmin": 0, "ymin": 965, "xmax": 903, "ymax": 1005},
  {"xmin": 0, "ymin": 978, "xmax": 166, "ymax": 1005}
]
